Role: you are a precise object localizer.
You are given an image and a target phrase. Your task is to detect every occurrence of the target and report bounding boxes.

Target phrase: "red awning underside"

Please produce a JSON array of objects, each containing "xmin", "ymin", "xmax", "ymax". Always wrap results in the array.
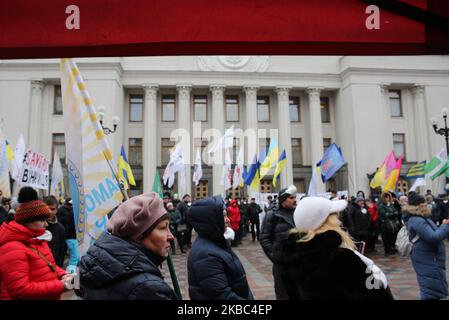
[{"xmin": 0, "ymin": 0, "xmax": 448, "ymax": 58}]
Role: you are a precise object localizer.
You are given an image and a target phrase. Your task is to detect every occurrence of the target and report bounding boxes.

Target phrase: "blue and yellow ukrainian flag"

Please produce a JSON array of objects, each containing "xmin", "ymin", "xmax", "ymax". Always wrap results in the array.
[
  {"xmin": 272, "ymin": 149, "xmax": 286, "ymax": 187},
  {"xmin": 118, "ymin": 145, "xmax": 136, "ymax": 190},
  {"xmin": 260, "ymin": 139, "xmax": 279, "ymax": 179},
  {"xmin": 406, "ymin": 161, "xmax": 426, "ymax": 179},
  {"xmin": 244, "ymin": 154, "xmax": 260, "ymax": 190}
]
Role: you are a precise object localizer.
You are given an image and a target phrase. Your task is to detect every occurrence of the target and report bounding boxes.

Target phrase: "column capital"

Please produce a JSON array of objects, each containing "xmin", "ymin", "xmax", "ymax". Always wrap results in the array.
[
  {"xmin": 306, "ymin": 87, "xmax": 323, "ymax": 100},
  {"xmin": 31, "ymin": 80, "xmax": 45, "ymax": 95},
  {"xmin": 210, "ymin": 84, "xmax": 226, "ymax": 92},
  {"xmin": 176, "ymin": 84, "xmax": 192, "ymax": 100},
  {"xmin": 210, "ymin": 85, "xmax": 226, "ymax": 100},
  {"xmin": 379, "ymin": 83, "xmax": 390, "ymax": 95},
  {"xmin": 411, "ymin": 84, "xmax": 425, "ymax": 97},
  {"xmin": 306, "ymin": 86, "xmax": 323, "ymax": 94},
  {"xmin": 142, "ymin": 84, "xmax": 159, "ymax": 99},
  {"xmin": 243, "ymin": 85, "xmax": 259, "ymax": 100},
  {"xmin": 275, "ymin": 86, "xmax": 291, "ymax": 100}
]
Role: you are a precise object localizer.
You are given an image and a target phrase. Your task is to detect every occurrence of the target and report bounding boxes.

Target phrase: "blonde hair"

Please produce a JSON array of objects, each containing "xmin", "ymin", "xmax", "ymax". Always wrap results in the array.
[{"xmin": 291, "ymin": 213, "xmax": 356, "ymax": 250}]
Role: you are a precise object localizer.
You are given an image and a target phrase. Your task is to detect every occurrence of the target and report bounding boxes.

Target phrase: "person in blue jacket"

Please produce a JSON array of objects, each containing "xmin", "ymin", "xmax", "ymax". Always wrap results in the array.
[
  {"xmin": 403, "ymin": 191, "xmax": 449, "ymax": 300},
  {"xmin": 186, "ymin": 195, "xmax": 254, "ymax": 300}
]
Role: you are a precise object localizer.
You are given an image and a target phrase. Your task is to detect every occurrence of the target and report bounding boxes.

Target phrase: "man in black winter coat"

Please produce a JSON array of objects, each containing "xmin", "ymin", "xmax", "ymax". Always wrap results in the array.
[
  {"xmin": 44, "ymin": 196, "xmax": 67, "ymax": 267},
  {"xmin": 260, "ymin": 185, "xmax": 297, "ymax": 300},
  {"xmin": 248, "ymin": 198, "xmax": 262, "ymax": 241}
]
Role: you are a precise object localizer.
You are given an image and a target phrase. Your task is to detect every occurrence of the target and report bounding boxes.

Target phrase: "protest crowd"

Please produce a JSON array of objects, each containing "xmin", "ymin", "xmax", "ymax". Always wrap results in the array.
[{"xmin": 2, "ymin": 182, "xmax": 449, "ymax": 300}]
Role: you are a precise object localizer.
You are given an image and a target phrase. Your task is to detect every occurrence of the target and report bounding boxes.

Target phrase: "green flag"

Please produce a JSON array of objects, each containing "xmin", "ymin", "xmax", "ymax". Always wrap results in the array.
[
  {"xmin": 431, "ymin": 161, "xmax": 449, "ymax": 180},
  {"xmin": 152, "ymin": 170, "xmax": 164, "ymax": 197}
]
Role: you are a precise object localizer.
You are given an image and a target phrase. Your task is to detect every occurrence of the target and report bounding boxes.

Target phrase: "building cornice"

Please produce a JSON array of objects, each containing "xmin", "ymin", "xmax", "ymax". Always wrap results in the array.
[{"xmin": 340, "ymin": 67, "xmax": 449, "ymax": 80}]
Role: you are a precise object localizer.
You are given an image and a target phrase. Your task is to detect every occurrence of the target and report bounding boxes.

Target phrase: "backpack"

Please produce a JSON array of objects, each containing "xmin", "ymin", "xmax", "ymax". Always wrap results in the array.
[{"xmin": 395, "ymin": 224, "xmax": 419, "ymax": 256}]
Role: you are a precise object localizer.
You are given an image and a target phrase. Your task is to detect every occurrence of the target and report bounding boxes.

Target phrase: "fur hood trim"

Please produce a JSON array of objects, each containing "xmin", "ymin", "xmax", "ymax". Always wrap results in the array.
[{"xmin": 402, "ymin": 204, "xmax": 431, "ymax": 217}]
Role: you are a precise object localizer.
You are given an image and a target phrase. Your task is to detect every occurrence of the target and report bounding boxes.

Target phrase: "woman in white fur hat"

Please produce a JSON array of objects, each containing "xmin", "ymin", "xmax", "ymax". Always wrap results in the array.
[{"xmin": 273, "ymin": 196, "xmax": 394, "ymax": 300}]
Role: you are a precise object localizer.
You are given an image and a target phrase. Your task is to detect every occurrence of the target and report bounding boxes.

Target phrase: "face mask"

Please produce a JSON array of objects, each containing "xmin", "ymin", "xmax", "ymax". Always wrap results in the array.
[{"xmin": 224, "ymin": 227, "xmax": 235, "ymax": 241}]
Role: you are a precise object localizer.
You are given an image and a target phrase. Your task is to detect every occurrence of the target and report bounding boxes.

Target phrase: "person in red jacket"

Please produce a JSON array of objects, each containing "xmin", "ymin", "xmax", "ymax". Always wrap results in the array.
[
  {"xmin": 0, "ymin": 187, "xmax": 73, "ymax": 300},
  {"xmin": 366, "ymin": 197, "xmax": 380, "ymax": 253},
  {"xmin": 227, "ymin": 200, "xmax": 241, "ymax": 247}
]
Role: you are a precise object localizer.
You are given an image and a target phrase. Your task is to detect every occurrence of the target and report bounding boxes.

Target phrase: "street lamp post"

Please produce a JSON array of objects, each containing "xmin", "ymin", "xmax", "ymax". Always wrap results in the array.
[
  {"xmin": 431, "ymin": 108, "xmax": 449, "ymax": 191},
  {"xmin": 97, "ymin": 105, "xmax": 120, "ymax": 135}
]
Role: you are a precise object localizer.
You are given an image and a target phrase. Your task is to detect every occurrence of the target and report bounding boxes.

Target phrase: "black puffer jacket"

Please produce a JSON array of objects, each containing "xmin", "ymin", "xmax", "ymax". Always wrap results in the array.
[
  {"xmin": 273, "ymin": 230, "xmax": 394, "ymax": 300},
  {"xmin": 57, "ymin": 205, "xmax": 76, "ymax": 239},
  {"xmin": 260, "ymin": 204, "xmax": 295, "ymax": 263},
  {"xmin": 79, "ymin": 232, "xmax": 176, "ymax": 300},
  {"xmin": 187, "ymin": 196, "xmax": 254, "ymax": 300},
  {"xmin": 248, "ymin": 203, "xmax": 262, "ymax": 223},
  {"xmin": 347, "ymin": 203, "xmax": 371, "ymax": 239}
]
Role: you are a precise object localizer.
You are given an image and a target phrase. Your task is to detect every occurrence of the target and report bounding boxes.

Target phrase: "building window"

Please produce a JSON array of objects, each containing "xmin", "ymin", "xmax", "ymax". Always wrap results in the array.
[
  {"xmin": 397, "ymin": 178, "xmax": 409, "ymax": 195},
  {"xmin": 257, "ymin": 96, "xmax": 270, "ymax": 122},
  {"xmin": 393, "ymin": 133, "xmax": 406, "ymax": 160},
  {"xmin": 129, "ymin": 95, "xmax": 143, "ymax": 122},
  {"xmin": 294, "ymin": 178, "xmax": 306, "ymax": 193},
  {"xmin": 323, "ymin": 138, "xmax": 332, "ymax": 152},
  {"xmin": 291, "ymin": 138, "xmax": 303, "ymax": 166},
  {"xmin": 129, "ymin": 138, "xmax": 143, "ymax": 166},
  {"xmin": 260, "ymin": 180, "xmax": 273, "ymax": 193},
  {"xmin": 225, "ymin": 96, "xmax": 239, "ymax": 122},
  {"xmin": 320, "ymin": 97, "xmax": 330, "ymax": 123},
  {"xmin": 227, "ymin": 186, "xmax": 242, "ymax": 200},
  {"xmin": 129, "ymin": 179, "xmax": 143, "ymax": 198},
  {"xmin": 161, "ymin": 138, "xmax": 176, "ymax": 165},
  {"xmin": 194, "ymin": 180, "xmax": 209, "ymax": 200},
  {"xmin": 52, "ymin": 134, "xmax": 66, "ymax": 164},
  {"xmin": 289, "ymin": 97, "xmax": 300, "ymax": 122},
  {"xmin": 194, "ymin": 95, "xmax": 207, "ymax": 121},
  {"xmin": 162, "ymin": 95, "xmax": 176, "ymax": 122},
  {"xmin": 389, "ymin": 90, "xmax": 403, "ymax": 117},
  {"xmin": 54, "ymin": 85, "xmax": 63, "ymax": 115}
]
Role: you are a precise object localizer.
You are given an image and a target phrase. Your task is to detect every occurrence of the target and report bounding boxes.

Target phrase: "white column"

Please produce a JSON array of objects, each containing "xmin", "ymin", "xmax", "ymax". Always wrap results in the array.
[
  {"xmin": 307, "ymin": 87, "xmax": 325, "ymax": 193},
  {"xmin": 243, "ymin": 85, "xmax": 260, "ymax": 164},
  {"xmin": 142, "ymin": 84, "xmax": 159, "ymax": 193},
  {"xmin": 210, "ymin": 85, "xmax": 226, "ymax": 196},
  {"xmin": 177, "ymin": 85, "xmax": 192, "ymax": 196},
  {"xmin": 29, "ymin": 80, "xmax": 45, "ymax": 151},
  {"xmin": 412, "ymin": 85, "xmax": 431, "ymax": 160},
  {"xmin": 275, "ymin": 86, "xmax": 293, "ymax": 188}
]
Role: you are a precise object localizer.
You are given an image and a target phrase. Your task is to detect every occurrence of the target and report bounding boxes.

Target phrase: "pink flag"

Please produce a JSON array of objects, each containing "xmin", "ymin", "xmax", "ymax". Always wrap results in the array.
[{"xmin": 384, "ymin": 151, "xmax": 398, "ymax": 179}]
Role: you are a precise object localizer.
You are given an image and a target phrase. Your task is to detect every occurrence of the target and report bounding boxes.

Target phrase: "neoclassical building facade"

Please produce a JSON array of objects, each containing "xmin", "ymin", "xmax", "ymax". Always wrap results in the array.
[{"xmin": 1, "ymin": 55, "xmax": 449, "ymax": 198}]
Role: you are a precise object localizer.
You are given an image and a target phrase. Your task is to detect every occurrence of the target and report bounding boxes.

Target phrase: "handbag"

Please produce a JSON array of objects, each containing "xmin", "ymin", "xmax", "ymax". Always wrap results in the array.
[{"xmin": 395, "ymin": 225, "xmax": 419, "ymax": 256}]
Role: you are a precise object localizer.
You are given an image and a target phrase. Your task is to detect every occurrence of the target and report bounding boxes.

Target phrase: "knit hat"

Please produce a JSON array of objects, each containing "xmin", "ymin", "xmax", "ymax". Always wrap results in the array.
[
  {"xmin": 18, "ymin": 186, "xmax": 38, "ymax": 203},
  {"xmin": 408, "ymin": 192, "xmax": 425, "ymax": 206},
  {"xmin": 107, "ymin": 192, "xmax": 168, "ymax": 242},
  {"xmin": 278, "ymin": 185, "xmax": 297, "ymax": 204},
  {"xmin": 15, "ymin": 200, "xmax": 51, "ymax": 224},
  {"xmin": 294, "ymin": 197, "xmax": 348, "ymax": 232}
]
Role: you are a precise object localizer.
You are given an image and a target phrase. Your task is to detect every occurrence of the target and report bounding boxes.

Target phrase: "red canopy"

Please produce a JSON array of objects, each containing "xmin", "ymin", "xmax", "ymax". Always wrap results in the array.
[{"xmin": 0, "ymin": 0, "xmax": 448, "ymax": 58}]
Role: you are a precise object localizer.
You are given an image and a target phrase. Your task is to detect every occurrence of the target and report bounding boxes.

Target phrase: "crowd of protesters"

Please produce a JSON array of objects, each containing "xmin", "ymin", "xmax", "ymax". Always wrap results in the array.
[{"xmin": 1, "ymin": 185, "xmax": 449, "ymax": 300}]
